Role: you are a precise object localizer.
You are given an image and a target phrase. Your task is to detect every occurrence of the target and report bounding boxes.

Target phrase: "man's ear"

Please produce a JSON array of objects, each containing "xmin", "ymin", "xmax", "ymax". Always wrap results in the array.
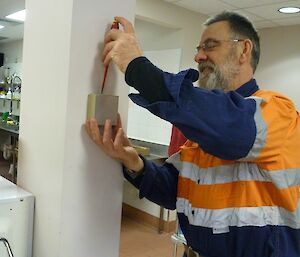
[{"xmin": 239, "ymin": 39, "xmax": 253, "ymax": 64}]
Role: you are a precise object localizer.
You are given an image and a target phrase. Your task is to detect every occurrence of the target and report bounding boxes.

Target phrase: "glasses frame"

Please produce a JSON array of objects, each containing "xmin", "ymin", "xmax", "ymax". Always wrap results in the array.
[{"xmin": 196, "ymin": 38, "xmax": 245, "ymax": 53}]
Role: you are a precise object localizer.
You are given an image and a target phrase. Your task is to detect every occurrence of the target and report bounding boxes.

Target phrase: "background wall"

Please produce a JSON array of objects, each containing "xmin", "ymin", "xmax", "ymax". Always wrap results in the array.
[
  {"xmin": 136, "ymin": 0, "xmax": 206, "ymax": 71},
  {"xmin": 255, "ymin": 24, "xmax": 300, "ymax": 109},
  {"xmin": 135, "ymin": 19, "xmax": 183, "ymax": 51},
  {"xmin": 0, "ymin": 40, "xmax": 23, "ymax": 63},
  {"xmin": 0, "ymin": 40, "xmax": 23, "ymax": 79}
]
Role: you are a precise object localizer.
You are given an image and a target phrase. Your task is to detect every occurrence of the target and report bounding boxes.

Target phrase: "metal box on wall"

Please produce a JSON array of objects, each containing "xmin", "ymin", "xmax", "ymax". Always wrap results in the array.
[{"xmin": 87, "ymin": 93, "xmax": 118, "ymax": 126}]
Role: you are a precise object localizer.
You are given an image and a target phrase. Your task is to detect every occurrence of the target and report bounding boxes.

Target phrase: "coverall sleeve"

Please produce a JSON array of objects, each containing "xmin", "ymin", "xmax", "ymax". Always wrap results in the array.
[
  {"xmin": 125, "ymin": 57, "xmax": 257, "ymax": 160},
  {"xmin": 123, "ymin": 157, "xmax": 179, "ymax": 210}
]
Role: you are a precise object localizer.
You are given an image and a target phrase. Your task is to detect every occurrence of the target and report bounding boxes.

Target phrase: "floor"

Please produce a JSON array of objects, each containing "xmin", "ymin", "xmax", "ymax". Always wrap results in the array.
[{"xmin": 120, "ymin": 216, "xmax": 184, "ymax": 257}]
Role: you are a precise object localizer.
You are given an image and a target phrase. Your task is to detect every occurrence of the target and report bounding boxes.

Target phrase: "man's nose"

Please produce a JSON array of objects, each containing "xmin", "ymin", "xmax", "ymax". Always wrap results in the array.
[{"xmin": 194, "ymin": 48, "xmax": 208, "ymax": 63}]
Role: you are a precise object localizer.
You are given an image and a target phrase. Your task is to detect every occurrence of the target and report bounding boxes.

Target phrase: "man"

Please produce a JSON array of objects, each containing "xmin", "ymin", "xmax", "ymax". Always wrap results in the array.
[{"xmin": 86, "ymin": 12, "xmax": 300, "ymax": 257}]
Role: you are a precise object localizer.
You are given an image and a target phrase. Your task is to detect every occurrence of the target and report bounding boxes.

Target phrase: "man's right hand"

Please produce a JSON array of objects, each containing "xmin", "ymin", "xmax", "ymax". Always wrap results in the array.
[
  {"xmin": 102, "ymin": 16, "xmax": 143, "ymax": 73},
  {"xmin": 85, "ymin": 115, "xmax": 144, "ymax": 172}
]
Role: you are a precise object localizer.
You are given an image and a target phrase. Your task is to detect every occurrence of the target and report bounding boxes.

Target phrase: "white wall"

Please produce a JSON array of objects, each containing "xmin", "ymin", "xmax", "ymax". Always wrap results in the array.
[
  {"xmin": 255, "ymin": 24, "xmax": 300, "ymax": 109},
  {"xmin": 17, "ymin": 0, "xmax": 135, "ymax": 257}
]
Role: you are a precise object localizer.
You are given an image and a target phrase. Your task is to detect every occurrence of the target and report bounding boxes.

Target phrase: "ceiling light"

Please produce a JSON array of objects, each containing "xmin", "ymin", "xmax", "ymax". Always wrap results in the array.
[
  {"xmin": 5, "ymin": 9, "xmax": 26, "ymax": 22},
  {"xmin": 0, "ymin": 25, "xmax": 4, "ymax": 30},
  {"xmin": 278, "ymin": 7, "xmax": 300, "ymax": 14}
]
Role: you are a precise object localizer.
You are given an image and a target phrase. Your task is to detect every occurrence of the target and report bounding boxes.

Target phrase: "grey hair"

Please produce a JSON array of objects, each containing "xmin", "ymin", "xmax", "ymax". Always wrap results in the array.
[{"xmin": 205, "ymin": 11, "xmax": 260, "ymax": 72}]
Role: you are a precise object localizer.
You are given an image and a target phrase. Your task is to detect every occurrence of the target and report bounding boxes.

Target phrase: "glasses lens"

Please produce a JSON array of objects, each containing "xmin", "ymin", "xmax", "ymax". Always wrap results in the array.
[{"xmin": 205, "ymin": 41, "xmax": 219, "ymax": 51}]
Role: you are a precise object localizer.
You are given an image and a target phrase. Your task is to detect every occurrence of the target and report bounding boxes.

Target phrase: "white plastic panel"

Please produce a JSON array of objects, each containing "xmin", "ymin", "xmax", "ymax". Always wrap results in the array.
[{"xmin": 0, "ymin": 176, "xmax": 34, "ymax": 257}]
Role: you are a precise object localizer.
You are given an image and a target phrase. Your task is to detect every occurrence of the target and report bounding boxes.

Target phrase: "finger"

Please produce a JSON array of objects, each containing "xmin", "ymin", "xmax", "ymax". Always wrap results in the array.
[
  {"xmin": 90, "ymin": 118, "xmax": 103, "ymax": 145},
  {"xmin": 113, "ymin": 113, "xmax": 121, "ymax": 138},
  {"xmin": 122, "ymin": 131, "xmax": 131, "ymax": 146},
  {"xmin": 104, "ymin": 29, "xmax": 123, "ymax": 44},
  {"xmin": 116, "ymin": 113, "xmax": 122, "ymax": 130},
  {"xmin": 114, "ymin": 128, "xmax": 125, "ymax": 153},
  {"xmin": 114, "ymin": 16, "xmax": 135, "ymax": 33},
  {"xmin": 103, "ymin": 51, "xmax": 114, "ymax": 66},
  {"xmin": 85, "ymin": 119, "xmax": 91, "ymax": 135},
  {"xmin": 102, "ymin": 119, "xmax": 114, "ymax": 152},
  {"xmin": 85, "ymin": 119, "xmax": 95, "ymax": 139},
  {"xmin": 114, "ymin": 114, "xmax": 131, "ymax": 146},
  {"xmin": 102, "ymin": 42, "xmax": 115, "ymax": 66},
  {"xmin": 102, "ymin": 41, "xmax": 115, "ymax": 61}
]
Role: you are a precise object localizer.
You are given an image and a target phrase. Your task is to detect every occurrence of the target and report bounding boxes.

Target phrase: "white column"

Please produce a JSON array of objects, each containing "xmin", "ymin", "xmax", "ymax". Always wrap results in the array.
[{"xmin": 17, "ymin": 0, "xmax": 135, "ymax": 256}]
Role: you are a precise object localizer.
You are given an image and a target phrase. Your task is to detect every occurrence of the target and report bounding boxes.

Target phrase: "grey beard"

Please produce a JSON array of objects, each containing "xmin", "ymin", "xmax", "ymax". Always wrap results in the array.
[
  {"xmin": 198, "ymin": 69, "xmax": 229, "ymax": 91},
  {"xmin": 197, "ymin": 47, "xmax": 240, "ymax": 91},
  {"xmin": 198, "ymin": 61, "xmax": 240, "ymax": 91}
]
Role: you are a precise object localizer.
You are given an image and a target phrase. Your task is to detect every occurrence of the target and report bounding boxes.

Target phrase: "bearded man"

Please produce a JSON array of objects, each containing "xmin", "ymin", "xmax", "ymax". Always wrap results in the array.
[{"xmin": 86, "ymin": 11, "xmax": 300, "ymax": 257}]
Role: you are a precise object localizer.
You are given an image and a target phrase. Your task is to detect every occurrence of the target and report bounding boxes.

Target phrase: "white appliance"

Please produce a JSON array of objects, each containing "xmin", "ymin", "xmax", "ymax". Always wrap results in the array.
[{"xmin": 0, "ymin": 176, "xmax": 34, "ymax": 257}]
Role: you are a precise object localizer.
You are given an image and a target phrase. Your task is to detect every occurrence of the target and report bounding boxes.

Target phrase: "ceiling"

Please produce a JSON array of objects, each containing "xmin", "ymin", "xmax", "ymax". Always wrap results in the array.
[
  {"xmin": 0, "ymin": 0, "xmax": 300, "ymax": 43},
  {"xmin": 0, "ymin": 0, "xmax": 25, "ymax": 43},
  {"xmin": 164, "ymin": 0, "xmax": 300, "ymax": 28}
]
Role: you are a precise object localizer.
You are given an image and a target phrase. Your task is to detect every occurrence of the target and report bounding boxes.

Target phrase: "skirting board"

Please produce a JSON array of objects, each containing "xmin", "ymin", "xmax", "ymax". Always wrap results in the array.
[{"xmin": 122, "ymin": 203, "xmax": 176, "ymax": 233}]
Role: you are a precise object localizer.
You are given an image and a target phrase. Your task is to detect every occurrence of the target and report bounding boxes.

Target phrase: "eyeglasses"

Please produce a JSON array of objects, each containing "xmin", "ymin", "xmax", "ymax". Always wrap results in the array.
[{"xmin": 195, "ymin": 39, "xmax": 245, "ymax": 53}]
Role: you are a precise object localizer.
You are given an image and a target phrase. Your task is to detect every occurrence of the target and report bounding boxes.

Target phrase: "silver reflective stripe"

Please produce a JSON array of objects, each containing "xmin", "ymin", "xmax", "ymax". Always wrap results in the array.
[
  {"xmin": 169, "ymin": 154, "xmax": 300, "ymax": 189},
  {"xmin": 177, "ymin": 197, "xmax": 300, "ymax": 229},
  {"xmin": 239, "ymin": 96, "xmax": 267, "ymax": 161},
  {"xmin": 166, "ymin": 152, "xmax": 181, "ymax": 163},
  {"xmin": 270, "ymin": 168, "xmax": 300, "ymax": 188},
  {"xmin": 166, "ymin": 152, "xmax": 184, "ymax": 170}
]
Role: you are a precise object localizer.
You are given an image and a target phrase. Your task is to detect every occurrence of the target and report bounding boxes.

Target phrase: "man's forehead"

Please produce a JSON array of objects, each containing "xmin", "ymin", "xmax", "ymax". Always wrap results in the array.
[{"xmin": 200, "ymin": 21, "xmax": 230, "ymax": 42}]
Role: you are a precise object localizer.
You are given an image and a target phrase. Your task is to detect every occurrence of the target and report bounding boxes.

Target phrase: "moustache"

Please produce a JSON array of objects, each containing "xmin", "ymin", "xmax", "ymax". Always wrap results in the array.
[{"xmin": 198, "ymin": 61, "xmax": 215, "ymax": 73}]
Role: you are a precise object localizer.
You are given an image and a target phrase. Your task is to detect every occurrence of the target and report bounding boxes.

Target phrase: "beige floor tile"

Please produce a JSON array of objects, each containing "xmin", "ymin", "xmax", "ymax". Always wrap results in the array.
[{"xmin": 120, "ymin": 216, "xmax": 184, "ymax": 257}]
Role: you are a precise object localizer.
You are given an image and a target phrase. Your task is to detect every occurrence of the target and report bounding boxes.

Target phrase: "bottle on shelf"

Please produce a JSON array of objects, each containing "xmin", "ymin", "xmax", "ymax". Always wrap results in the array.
[{"xmin": 6, "ymin": 87, "xmax": 12, "ymax": 99}]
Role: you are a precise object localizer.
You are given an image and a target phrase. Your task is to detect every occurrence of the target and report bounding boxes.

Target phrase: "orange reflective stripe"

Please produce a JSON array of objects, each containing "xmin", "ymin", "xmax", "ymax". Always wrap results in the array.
[
  {"xmin": 177, "ymin": 176, "xmax": 299, "ymax": 212},
  {"xmin": 180, "ymin": 144, "xmax": 234, "ymax": 168}
]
